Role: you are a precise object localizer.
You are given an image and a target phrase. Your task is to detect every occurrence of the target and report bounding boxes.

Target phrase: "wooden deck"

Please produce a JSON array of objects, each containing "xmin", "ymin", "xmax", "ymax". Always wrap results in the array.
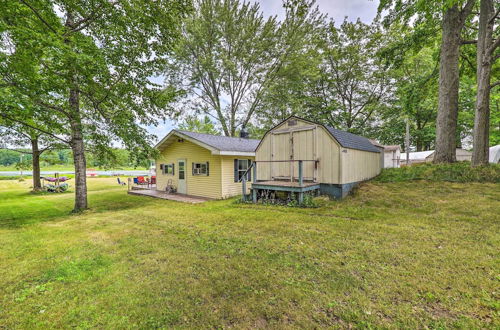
[
  {"xmin": 254, "ymin": 180, "xmax": 319, "ymax": 188},
  {"xmin": 128, "ymin": 190, "xmax": 211, "ymax": 203}
]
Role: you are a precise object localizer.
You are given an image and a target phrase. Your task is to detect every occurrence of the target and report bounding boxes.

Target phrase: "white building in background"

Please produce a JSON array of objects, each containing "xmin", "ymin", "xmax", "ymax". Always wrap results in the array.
[
  {"xmin": 400, "ymin": 148, "xmax": 472, "ymax": 165},
  {"xmin": 490, "ymin": 145, "xmax": 500, "ymax": 164},
  {"xmin": 369, "ymin": 140, "xmax": 401, "ymax": 168},
  {"xmin": 383, "ymin": 145, "xmax": 401, "ymax": 168}
]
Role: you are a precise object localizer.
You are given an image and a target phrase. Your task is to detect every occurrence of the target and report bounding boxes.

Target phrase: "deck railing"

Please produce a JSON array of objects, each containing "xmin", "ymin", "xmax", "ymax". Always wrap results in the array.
[{"xmin": 239, "ymin": 160, "xmax": 319, "ymax": 201}]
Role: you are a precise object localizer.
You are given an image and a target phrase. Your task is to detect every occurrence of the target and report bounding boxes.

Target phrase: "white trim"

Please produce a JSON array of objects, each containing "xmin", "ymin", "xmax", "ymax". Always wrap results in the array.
[
  {"xmin": 214, "ymin": 151, "xmax": 255, "ymax": 156},
  {"xmin": 156, "ymin": 130, "xmax": 218, "ymax": 152}
]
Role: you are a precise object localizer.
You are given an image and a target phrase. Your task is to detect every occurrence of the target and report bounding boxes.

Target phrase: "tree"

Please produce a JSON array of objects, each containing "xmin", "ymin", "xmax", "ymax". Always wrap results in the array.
[
  {"xmin": 166, "ymin": 0, "xmax": 319, "ymax": 136},
  {"xmin": 0, "ymin": 115, "xmax": 62, "ymax": 191},
  {"xmin": 312, "ymin": 19, "xmax": 392, "ymax": 133},
  {"xmin": 434, "ymin": 1, "xmax": 476, "ymax": 163},
  {"xmin": 178, "ymin": 115, "xmax": 220, "ymax": 135},
  {"xmin": 378, "ymin": 0, "xmax": 476, "ymax": 163},
  {"xmin": 472, "ymin": 0, "xmax": 499, "ymax": 165},
  {"xmin": 1, "ymin": 0, "xmax": 189, "ymax": 211}
]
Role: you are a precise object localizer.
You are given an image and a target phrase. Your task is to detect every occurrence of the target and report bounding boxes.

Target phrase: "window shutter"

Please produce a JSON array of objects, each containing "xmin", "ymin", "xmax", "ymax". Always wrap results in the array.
[
  {"xmin": 172, "ymin": 163, "xmax": 175, "ymax": 175},
  {"xmin": 160, "ymin": 164, "xmax": 164, "ymax": 174},
  {"xmin": 234, "ymin": 159, "xmax": 238, "ymax": 182},
  {"xmin": 247, "ymin": 160, "xmax": 252, "ymax": 181},
  {"xmin": 206, "ymin": 162, "xmax": 209, "ymax": 176},
  {"xmin": 192, "ymin": 162, "xmax": 195, "ymax": 175}
]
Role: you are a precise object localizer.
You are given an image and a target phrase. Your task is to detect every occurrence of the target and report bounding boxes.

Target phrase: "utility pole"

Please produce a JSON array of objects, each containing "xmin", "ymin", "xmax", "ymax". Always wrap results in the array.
[{"xmin": 405, "ymin": 118, "xmax": 410, "ymax": 166}]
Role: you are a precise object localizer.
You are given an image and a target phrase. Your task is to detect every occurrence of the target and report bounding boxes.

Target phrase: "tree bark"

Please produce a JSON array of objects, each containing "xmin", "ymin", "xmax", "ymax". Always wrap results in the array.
[
  {"xmin": 472, "ymin": 0, "xmax": 495, "ymax": 166},
  {"xmin": 65, "ymin": 11, "xmax": 88, "ymax": 212},
  {"xmin": 434, "ymin": 2, "xmax": 474, "ymax": 163},
  {"xmin": 31, "ymin": 138, "xmax": 42, "ymax": 191},
  {"xmin": 69, "ymin": 87, "xmax": 88, "ymax": 212}
]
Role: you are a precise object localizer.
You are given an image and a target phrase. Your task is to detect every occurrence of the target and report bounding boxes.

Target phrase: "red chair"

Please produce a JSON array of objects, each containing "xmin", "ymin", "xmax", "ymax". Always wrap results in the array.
[
  {"xmin": 151, "ymin": 176, "xmax": 156, "ymax": 184},
  {"xmin": 137, "ymin": 176, "xmax": 148, "ymax": 185}
]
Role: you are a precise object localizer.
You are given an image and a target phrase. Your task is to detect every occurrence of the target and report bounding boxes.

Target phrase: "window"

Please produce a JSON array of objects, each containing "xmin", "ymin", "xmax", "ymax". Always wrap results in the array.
[
  {"xmin": 165, "ymin": 164, "xmax": 174, "ymax": 175},
  {"xmin": 234, "ymin": 159, "xmax": 252, "ymax": 182},
  {"xmin": 192, "ymin": 162, "xmax": 209, "ymax": 176}
]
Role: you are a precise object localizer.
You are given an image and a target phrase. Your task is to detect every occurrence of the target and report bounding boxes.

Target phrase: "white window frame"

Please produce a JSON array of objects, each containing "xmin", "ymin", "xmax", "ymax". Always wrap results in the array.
[{"xmin": 192, "ymin": 162, "xmax": 209, "ymax": 176}]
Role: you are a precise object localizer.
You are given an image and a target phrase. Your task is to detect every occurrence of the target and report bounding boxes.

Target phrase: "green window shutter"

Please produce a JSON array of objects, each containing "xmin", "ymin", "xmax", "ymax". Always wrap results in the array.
[
  {"xmin": 234, "ymin": 159, "xmax": 238, "ymax": 182},
  {"xmin": 247, "ymin": 159, "xmax": 252, "ymax": 181},
  {"xmin": 172, "ymin": 163, "xmax": 175, "ymax": 175},
  {"xmin": 192, "ymin": 162, "xmax": 194, "ymax": 175},
  {"xmin": 206, "ymin": 162, "xmax": 209, "ymax": 176}
]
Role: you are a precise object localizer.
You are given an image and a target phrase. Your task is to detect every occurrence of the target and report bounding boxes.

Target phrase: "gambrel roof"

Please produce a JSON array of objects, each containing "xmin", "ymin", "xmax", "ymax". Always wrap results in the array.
[{"xmin": 325, "ymin": 126, "xmax": 381, "ymax": 153}]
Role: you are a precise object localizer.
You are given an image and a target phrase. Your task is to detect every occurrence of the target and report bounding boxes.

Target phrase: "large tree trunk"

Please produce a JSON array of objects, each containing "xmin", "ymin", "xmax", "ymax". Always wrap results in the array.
[
  {"xmin": 472, "ymin": 0, "xmax": 495, "ymax": 166},
  {"xmin": 69, "ymin": 87, "xmax": 88, "ymax": 212},
  {"xmin": 65, "ymin": 11, "xmax": 88, "ymax": 212},
  {"xmin": 31, "ymin": 138, "xmax": 42, "ymax": 191},
  {"xmin": 434, "ymin": 2, "xmax": 474, "ymax": 163}
]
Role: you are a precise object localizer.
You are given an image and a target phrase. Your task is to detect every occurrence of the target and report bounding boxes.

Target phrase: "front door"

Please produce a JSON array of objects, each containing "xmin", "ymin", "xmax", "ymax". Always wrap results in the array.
[{"xmin": 177, "ymin": 159, "xmax": 186, "ymax": 194}]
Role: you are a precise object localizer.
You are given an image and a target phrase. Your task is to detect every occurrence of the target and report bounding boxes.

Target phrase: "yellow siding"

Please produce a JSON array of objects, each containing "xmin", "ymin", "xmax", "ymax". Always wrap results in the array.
[
  {"xmin": 340, "ymin": 148, "xmax": 381, "ymax": 183},
  {"xmin": 220, "ymin": 156, "xmax": 254, "ymax": 198},
  {"xmin": 155, "ymin": 139, "xmax": 222, "ymax": 199}
]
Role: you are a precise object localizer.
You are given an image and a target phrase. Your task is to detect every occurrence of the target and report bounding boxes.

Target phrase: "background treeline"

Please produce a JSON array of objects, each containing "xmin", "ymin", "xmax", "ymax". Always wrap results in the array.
[
  {"xmin": 169, "ymin": 0, "xmax": 499, "ymax": 153},
  {"xmin": 0, "ymin": 149, "xmax": 148, "ymax": 169}
]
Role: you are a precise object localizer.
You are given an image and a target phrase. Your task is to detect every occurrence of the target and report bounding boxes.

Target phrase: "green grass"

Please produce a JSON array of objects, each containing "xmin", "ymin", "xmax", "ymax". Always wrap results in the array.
[
  {"xmin": 0, "ymin": 178, "xmax": 498, "ymax": 328},
  {"xmin": 376, "ymin": 162, "xmax": 500, "ymax": 183}
]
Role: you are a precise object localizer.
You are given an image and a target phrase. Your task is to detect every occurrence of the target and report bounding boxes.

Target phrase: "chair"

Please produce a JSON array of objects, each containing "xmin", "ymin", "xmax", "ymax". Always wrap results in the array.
[
  {"xmin": 117, "ymin": 178, "xmax": 126, "ymax": 186},
  {"xmin": 137, "ymin": 176, "xmax": 148, "ymax": 185}
]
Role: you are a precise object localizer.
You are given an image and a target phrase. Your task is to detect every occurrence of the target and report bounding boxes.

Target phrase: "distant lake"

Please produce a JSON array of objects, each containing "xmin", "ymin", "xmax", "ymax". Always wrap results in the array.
[{"xmin": 0, "ymin": 170, "xmax": 151, "ymax": 177}]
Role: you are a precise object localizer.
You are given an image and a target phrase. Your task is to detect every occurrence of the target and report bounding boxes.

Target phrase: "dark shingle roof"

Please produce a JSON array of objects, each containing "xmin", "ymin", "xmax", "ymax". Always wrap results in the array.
[
  {"xmin": 325, "ymin": 126, "xmax": 381, "ymax": 153},
  {"xmin": 176, "ymin": 130, "xmax": 259, "ymax": 153}
]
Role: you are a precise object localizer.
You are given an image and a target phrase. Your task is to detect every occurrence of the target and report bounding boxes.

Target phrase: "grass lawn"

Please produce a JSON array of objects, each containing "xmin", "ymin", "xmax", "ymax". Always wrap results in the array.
[{"xmin": 0, "ymin": 178, "xmax": 498, "ymax": 328}]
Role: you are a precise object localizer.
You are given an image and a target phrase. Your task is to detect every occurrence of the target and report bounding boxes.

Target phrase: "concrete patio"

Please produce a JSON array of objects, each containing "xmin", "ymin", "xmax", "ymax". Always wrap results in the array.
[{"xmin": 127, "ymin": 189, "xmax": 211, "ymax": 203}]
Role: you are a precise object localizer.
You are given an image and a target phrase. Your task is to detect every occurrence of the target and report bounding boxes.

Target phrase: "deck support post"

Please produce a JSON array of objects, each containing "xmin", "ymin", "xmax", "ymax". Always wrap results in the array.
[
  {"xmin": 252, "ymin": 163, "xmax": 257, "ymax": 183},
  {"xmin": 242, "ymin": 178, "xmax": 246, "ymax": 201},
  {"xmin": 298, "ymin": 160, "xmax": 303, "ymax": 186},
  {"xmin": 298, "ymin": 192, "xmax": 304, "ymax": 204},
  {"xmin": 252, "ymin": 188, "xmax": 257, "ymax": 203}
]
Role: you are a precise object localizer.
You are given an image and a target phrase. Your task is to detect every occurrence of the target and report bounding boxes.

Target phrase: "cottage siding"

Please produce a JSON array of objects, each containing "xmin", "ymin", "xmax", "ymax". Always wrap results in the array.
[
  {"xmin": 220, "ymin": 156, "xmax": 254, "ymax": 198},
  {"xmin": 340, "ymin": 148, "xmax": 381, "ymax": 183},
  {"xmin": 156, "ymin": 139, "xmax": 222, "ymax": 199}
]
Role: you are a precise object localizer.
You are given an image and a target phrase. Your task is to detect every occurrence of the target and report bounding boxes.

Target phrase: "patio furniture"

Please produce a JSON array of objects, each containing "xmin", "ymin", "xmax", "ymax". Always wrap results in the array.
[{"xmin": 117, "ymin": 178, "xmax": 126, "ymax": 186}]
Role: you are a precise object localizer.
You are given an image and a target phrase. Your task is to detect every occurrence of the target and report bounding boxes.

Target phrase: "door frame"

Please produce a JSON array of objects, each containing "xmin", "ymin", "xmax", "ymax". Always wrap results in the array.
[{"xmin": 177, "ymin": 158, "xmax": 187, "ymax": 194}]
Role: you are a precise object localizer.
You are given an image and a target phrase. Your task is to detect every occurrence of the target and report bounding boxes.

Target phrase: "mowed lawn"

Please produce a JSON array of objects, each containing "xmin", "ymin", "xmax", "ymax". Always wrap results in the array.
[{"xmin": 0, "ymin": 178, "xmax": 498, "ymax": 328}]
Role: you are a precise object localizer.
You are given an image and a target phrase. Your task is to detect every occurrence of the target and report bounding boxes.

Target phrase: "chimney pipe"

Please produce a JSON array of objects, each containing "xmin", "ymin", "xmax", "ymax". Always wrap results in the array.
[{"xmin": 240, "ymin": 126, "xmax": 249, "ymax": 139}]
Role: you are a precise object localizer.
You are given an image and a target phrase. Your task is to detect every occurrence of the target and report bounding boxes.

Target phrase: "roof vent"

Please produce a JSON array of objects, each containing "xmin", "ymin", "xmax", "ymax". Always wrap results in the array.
[{"xmin": 288, "ymin": 119, "xmax": 297, "ymax": 126}]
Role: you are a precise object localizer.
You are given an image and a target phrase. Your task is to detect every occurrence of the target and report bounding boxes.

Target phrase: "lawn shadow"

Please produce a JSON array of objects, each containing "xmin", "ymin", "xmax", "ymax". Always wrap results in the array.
[{"xmin": 0, "ymin": 188, "xmax": 161, "ymax": 229}]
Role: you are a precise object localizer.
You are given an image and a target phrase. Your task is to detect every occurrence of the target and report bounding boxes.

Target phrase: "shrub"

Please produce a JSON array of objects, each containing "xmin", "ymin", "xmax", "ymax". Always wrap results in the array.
[{"xmin": 375, "ymin": 162, "xmax": 500, "ymax": 183}]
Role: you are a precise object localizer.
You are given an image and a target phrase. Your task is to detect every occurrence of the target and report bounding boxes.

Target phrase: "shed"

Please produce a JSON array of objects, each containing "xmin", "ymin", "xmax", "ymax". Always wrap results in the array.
[
  {"xmin": 490, "ymin": 145, "xmax": 500, "ymax": 164},
  {"xmin": 251, "ymin": 116, "xmax": 381, "ymax": 200},
  {"xmin": 154, "ymin": 130, "xmax": 259, "ymax": 199},
  {"xmin": 370, "ymin": 140, "xmax": 401, "ymax": 168}
]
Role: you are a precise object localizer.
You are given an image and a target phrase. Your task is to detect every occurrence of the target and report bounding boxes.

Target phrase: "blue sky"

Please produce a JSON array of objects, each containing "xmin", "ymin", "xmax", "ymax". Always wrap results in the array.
[{"xmin": 148, "ymin": 0, "xmax": 379, "ymax": 142}]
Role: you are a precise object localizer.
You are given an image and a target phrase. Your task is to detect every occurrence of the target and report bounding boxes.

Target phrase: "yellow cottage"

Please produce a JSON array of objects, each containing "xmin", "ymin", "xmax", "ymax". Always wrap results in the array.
[{"xmin": 154, "ymin": 130, "xmax": 258, "ymax": 199}]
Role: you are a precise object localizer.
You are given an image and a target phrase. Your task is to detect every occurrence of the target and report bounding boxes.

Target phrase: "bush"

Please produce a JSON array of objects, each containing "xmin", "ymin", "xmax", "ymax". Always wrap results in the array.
[{"xmin": 375, "ymin": 162, "xmax": 500, "ymax": 183}]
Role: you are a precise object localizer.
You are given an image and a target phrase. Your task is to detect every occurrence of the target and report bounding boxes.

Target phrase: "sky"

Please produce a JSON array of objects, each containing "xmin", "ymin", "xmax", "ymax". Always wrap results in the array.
[{"xmin": 149, "ymin": 0, "xmax": 380, "ymax": 142}]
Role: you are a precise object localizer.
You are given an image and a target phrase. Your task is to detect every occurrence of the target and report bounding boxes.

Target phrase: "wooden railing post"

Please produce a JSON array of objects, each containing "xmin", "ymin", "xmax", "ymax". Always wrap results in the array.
[
  {"xmin": 298, "ymin": 160, "xmax": 303, "ymax": 186},
  {"xmin": 253, "ymin": 162, "xmax": 257, "ymax": 183},
  {"xmin": 241, "ymin": 177, "xmax": 246, "ymax": 201}
]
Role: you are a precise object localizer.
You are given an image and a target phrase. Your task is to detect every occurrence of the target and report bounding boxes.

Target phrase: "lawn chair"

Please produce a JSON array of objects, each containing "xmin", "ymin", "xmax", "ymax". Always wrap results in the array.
[
  {"xmin": 117, "ymin": 178, "xmax": 126, "ymax": 186},
  {"xmin": 137, "ymin": 176, "xmax": 148, "ymax": 185}
]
